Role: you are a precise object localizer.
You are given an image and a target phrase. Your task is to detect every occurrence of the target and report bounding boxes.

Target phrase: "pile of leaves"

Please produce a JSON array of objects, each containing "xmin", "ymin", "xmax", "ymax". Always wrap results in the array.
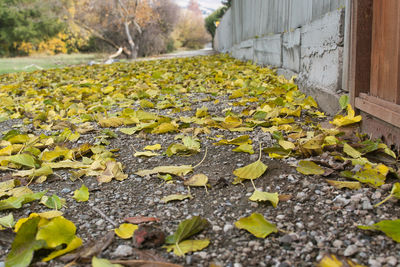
[{"xmin": 0, "ymin": 54, "xmax": 399, "ymax": 266}]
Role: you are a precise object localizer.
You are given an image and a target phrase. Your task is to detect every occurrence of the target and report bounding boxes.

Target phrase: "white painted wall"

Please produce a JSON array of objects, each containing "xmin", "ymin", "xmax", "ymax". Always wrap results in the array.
[{"xmin": 214, "ymin": 0, "xmax": 348, "ymax": 115}]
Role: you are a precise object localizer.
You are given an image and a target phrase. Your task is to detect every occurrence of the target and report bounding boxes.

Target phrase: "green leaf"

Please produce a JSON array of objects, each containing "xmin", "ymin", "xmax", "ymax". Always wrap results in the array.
[
  {"xmin": 0, "ymin": 213, "xmax": 15, "ymax": 229},
  {"xmin": 234, "ymin": 213, "xmax": 278, "ymax": 238},
  {"xmin": 233, "ymin": 160, "xmax": 267, "ymax": 180},
  {"xmin": 0, "ymin": 191, "xmax": 46, "ymax": 211},
  {"xmin": 249, "ymin": 190, "xmax": 279, "ymax": 208},
  {"xmin": 8, "ymin": 154, "xmax": 37, "ymax": 168},
  {"xmin": 375, "ymin": 182, "xmax": 400, "ymax": 207},
  {"xmin": 358, "ymin": 219, "xmax": 400, "ymax": 242},
  {"xmin": 73, "ymin": 184, "xmax": 89, "ymax": 202},
  {"xmin": 40, "ymin": 194, "xmax": 65, "ymax": 210},
  {"xmin": 296, "ymin": 161, "xmax": 324, "ymax": 175},
  {"xmin": 339, "ymin": 95, "xmax": 349, "ymax": 110},
  {"xmin": 165, "ymin": 216, "xmax": 209, "ymax": 244},
  {"xmin": 164, "ymin": 239, "xmax": 210, "ymax": 256},
  {"xmin": 92, "ymin": 256, "xmax": 124, "ymax": 267},
  {"xmin": 5, "ymin": 216, "xmax": 46, "ymax": 267},
  {"xmin": 114, "ymin": 223, "xmax": 138, "ymax": 239}
]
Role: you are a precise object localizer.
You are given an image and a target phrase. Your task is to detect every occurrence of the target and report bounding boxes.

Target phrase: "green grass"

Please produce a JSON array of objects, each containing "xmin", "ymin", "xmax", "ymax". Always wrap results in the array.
[{"xmin": 0, "ymin": 53, "xmax": 109, "ymax": 75}]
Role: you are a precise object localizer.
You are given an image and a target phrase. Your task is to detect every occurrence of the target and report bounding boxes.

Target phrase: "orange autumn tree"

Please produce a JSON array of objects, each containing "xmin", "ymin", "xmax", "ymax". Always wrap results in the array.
[
  {"xmin": 172, "ymin": 0, "xmax": 211, "ymax": 49},
  {"xmin": 67, "ymin": 0, "xmax": 159, "ymax": 58}
]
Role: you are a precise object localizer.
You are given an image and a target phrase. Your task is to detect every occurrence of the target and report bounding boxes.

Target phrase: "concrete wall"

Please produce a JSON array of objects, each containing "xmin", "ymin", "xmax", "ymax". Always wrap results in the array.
[{"xmin": 214, "ymin": 0, "xmax": 349, "ymax": 115}]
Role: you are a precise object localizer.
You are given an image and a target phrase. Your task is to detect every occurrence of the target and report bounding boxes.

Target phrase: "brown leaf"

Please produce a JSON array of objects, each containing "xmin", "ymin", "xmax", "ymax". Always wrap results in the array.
[
  {"xmin": 59, "ymin": 231, "xmax": 114, "ymax": 263},
  {"xmin": 110, "ymin": 259, "xmax": 183, "ymax": 267},
  {"xmin": 133, "ymin": 225, "xmax": 166, "ymax": 248},
  {"xmin": 125, "ymin": 216, "xmax": 160, "ymax": 224},
  {"xmin": 278, "ymin": 194, "xmax": 292, "ymax": 202}
]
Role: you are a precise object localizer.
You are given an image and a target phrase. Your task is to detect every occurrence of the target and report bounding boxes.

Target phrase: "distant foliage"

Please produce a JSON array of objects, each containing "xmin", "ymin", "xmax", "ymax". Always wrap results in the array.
[
  {"xmin": 0, "ymin": 0, "xmax": 65, "ymax": 56},
  {"xmin": 172, "ymin": 2, "xmax": 211, "ymax": 50},
  {"xmin": 205, "ymin": 7, "xmax": 228, "ymax": 42}
]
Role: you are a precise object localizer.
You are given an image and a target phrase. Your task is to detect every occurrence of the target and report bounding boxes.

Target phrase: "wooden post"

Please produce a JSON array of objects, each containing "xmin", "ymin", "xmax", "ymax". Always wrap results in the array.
[{"xmin": 348, "ymin": 0, "xmax": 373, "ymax": 108}]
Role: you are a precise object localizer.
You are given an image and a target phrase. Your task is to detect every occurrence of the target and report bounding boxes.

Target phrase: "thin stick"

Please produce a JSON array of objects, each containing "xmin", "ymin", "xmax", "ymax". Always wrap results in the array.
[
  {"xmin": 250, "ymin": 179, "xmax": 257, "ymax": 191},
  {"xmin": 92, "ymin": 207, "xmax": 118, "ymax": 227},
  {"xmin": 258, "ymin": 142, "xmax": 263, "ymax": 161}
]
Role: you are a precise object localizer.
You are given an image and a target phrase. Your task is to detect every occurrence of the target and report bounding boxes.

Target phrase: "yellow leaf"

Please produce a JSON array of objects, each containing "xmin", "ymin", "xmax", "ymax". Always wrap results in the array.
[
  {"xmin": 114, "ymin": 223, "xmax": 138, "ymax": 239},
  {"xmin": 317, "ymin": 254, "xmax": 367, "ymax": 267},
  {"xmin": 136, "ymin": 165, "xmax": 193, "ymax": 177},
  {"xmin": 139, "ymin": 99, "xmax": 154, "ymax": 108},
  {"xmin": 233, "ymin": 160, "xmax": 267, "ymax": 180},
  {"xmin": 330, "ymin": 104, "xmax": 362, "ymax": 127},
  {"xmin": 233, "ymin": 79, "xmax": 244, "ymax": 87},
  {"xmin": 249, "ymin": 190, "xmax": 279, "ymax": 208},
  {"xmin": 133, "ymin": 151, "xmax": 160, "ymax": 157},
  {"xmin": 42, "ymin": 236, "xmax": 82, "ymax": 261},
  {"xmin": 98, "ymin": 117, "xmax": 125, "ymax": 128},
  {"xmin": 214, "ymin": 135, "xmax": 251, "ymax": 146},
  {"xmin": 151, "ymin": 122, "xmax": 178, "ymax": 134},
  {"xmin": 326, "ymin": 180, "xmax": 361, "ymax": 190},
  {"xmin": 144, "ymin": 144, "xmax": 162, "ymax": 151},
  {"xmin": 164, "ymin": 239, "xmax": 210, "ymax": 256},
  {"xmin": 221, "ymin": 116, "xmax": 242, "ymax": 129},
  {"xmin": 161, "ymin": 194, "xmax": 193, "ymax": 203},
  {"xmin": 73, "ymin": 184, "xmax": 89, "ymax": 202},
  {"xmin": 195, "ymin": 106, "xmax": 208, "ymax": 118},
  {"xmin": 232, "ymin": 144, "xmax": 254, "ymax": 154},
  {"xmin": 36, "ymin": 216, "xmax": 78, "ymax": 248},
  {"xmin": 278, "ymin": 140, "xmax": 295, "ymax": 150},
  {"xmin": 184, "ymin": 174, "xmax": 208, "ymax": 187},
  {"xmin": 343, "ymin": 143, "xmax": 362, "ymax": 158},
  {"xmin": 234, "ymin": 213, "xmax": 277, "ymax": 238},
  {"xmin": 296, "ymin": 161, "xmax": 324, "ymax": 175}
]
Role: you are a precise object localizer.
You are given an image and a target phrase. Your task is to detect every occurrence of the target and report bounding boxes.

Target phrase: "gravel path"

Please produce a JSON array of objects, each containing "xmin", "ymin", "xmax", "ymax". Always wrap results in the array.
[{"xmin": 0, "ymin": 53, "xmax": 399, "ymax": 267}]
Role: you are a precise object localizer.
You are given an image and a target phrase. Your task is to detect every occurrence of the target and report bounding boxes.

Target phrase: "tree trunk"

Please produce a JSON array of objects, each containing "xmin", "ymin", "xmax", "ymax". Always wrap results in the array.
[{"xmin": 123, "ymin": 20, "xmax": 138, "ymax": 59}]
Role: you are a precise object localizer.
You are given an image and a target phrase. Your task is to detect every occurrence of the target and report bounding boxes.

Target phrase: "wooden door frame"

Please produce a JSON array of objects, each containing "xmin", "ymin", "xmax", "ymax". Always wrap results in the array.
[{"xmin": 349, "ymin": 0, "xmax": 400, "ymax": 147}]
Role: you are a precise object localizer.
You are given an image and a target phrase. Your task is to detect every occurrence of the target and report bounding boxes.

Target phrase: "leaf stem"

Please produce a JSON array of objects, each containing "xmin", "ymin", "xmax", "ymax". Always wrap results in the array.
[
  {"xmin": 250, "ymin": 179, "xmax": 257, "ymax": 190},
  {"xmin": 374, "ymin": 194, "xmax": 392, "ymax": 207},
  {"xmin": 258, "ymin": 142, "xmax": 262, "ymax": 161},
  {"xmin": 194, "ymin": 148, "xmax": 207, "ymax": 168}
]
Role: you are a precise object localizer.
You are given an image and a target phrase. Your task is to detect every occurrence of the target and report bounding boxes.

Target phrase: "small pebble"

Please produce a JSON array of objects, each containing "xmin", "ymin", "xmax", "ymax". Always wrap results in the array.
[
  {"xmin": 224, "ymin": 224, "xmax": 234, "ymax": 232},
  {"xmin": 343, "ymin": 245, "xmax": 358, "ymax": 256},
  {"xmin": 332, "ymin": 240, "xmax": 343, "ymax": 248},
  {"xmin": 112, "ymin": 245, "xmax": 133, "ymax": 257},
  {"xmin": 362, "ymin": 199, "xmax": 373, "ymax": 210}
]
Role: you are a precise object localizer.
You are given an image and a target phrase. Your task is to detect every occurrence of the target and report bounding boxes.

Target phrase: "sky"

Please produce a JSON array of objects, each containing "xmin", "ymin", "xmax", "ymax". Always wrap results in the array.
[{"xmin": 174, "ymin": 0, "xmax": 224, "ymax": 15}]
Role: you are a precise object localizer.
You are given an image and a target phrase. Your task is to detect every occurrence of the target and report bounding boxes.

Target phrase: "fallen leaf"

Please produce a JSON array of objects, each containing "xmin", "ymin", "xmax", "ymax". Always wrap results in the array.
[
  {"xmin": 8, "ymin": 154, "xmax": 38, "ymax": 169},
  {"xmin": 296, "ymin": 161, "xmax": 325, "ymax": 175},
  {"xmin": 5, "ymin": 216, "xmax": 46, "ymax": 267},
  {"xmin": 124, "ymin": 216, "xmax": 160, "ymax": 224},
  {"xmin": 134, "ymin": 151, "xmax": 160, "ymax": 157},
  {"xmin": 164, "ymin": 239, "xmax": 210, "ymax": 257},
  {"xmin": 165, "ymin": 216, "xmax": 208, "ymax": 247},
  {"xmin": 343, "ymin": 143, "xmax": 362, "ymax": 158},
  {"xmin": 133, "ymin": 225, "xmax": 166, "ymax": 248},
  {"xmin": 375, "ymin": 182, "xmax": 400, "ymax": 207},
  {"xmin": 233, "ymin": 160, "xmax": 267, "ymax": 180},
  {"xmin": 40, "ymin": 194, "xmax": 66, "ymax": 210},
  {"xmin": 330, "ymin": 104, "xmax": 362, "ymax": 127},
  {"xmin": 136, "ymin": 165, "xmax": 193, "ymax": 177},
  {"xmin": 248, "ymin": 190, "xmax": 279, "ymax": 208},
  {"xmin": 358, "ymin": 219, "xmax": 400, "ymax": 243},
  {"xmin": 97, "ymin": 160, "xmax": 128, "ymax": 183},
  {"xmin": 184, "ymin": 174, "xmax": 208, "ymax": 187},
  {"xmin": 0, "ymin": 213, "xmax": 15, "ymax": 229},
  {"xmin": 161, "ymin": 194, "xmax": 192, "ymax": 203},
  {"xmin": 317, "ymin": 254, "xmax": 366, "ymax": 267},
  {"xmin": 115, "ymin": 223, "xmax": 138, "ymax": 239},
  {"xmin": 234, "ymin": 213, "xmax": 278, "ymax": 238},
  {"xmin": 278, "ymin": 139, "xmax": 295, "ymax": 150},
  {"xmin": 0, "ymin": 190, "xmax": 46, "ymax": 211},
  {"xmin": 232, "ymin": 144, "xmax": 254, "ymax": 154},
  {"xmin": 73, "ymin": 184, "xmax": 89, "ymax": 202},
  {"xmin": 144, "ymin": 144, "xmax": 162, "ymax": 151},
  {"xmin": 92, "ymin": 256, "xmax": 124, "ymax": 267},
  {"xmin": 326, "ymin": 180, "xmax": 361, "ymax": 190}
]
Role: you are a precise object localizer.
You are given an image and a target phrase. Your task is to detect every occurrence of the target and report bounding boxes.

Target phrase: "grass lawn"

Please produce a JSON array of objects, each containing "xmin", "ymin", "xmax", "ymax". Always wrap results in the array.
[{"xmin": 0, "ymin": 53, "xmax": 109, "ymax": 75}]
